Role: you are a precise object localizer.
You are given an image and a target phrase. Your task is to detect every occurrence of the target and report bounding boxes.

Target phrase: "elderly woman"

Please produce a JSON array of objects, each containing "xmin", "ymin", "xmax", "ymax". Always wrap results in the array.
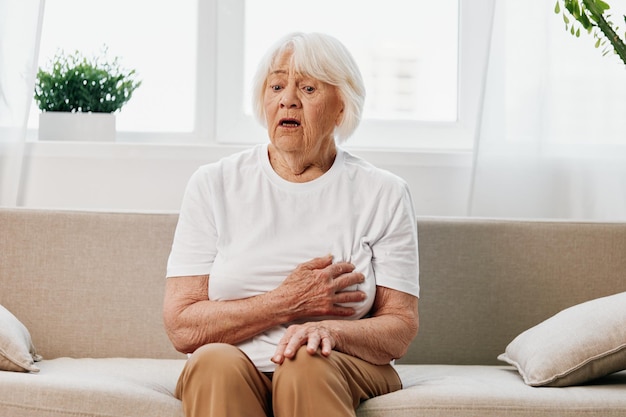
[{"xmin": 163, "ymin": 32, "xmax": 419, "ymax": 417}]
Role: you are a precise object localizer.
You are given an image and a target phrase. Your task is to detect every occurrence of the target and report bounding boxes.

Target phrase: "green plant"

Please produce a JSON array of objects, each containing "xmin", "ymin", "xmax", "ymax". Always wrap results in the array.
[
  {"xmin": 554, "ymin": 0, "xmax": 626, "ymax": 66},
  {"xmin": 34, "ymin": 48, "xmax": 142, "ymax": 113}
]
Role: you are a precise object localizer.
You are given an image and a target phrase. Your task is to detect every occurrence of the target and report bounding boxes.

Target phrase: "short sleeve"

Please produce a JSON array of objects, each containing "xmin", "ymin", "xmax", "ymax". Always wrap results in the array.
[
  {"xmin": 166, "ymin": 167, "xmax": 218, "ymax": 278},
  {"xmin": 371, "ymin": 181, "xmax": 420, "ymax": 297}
]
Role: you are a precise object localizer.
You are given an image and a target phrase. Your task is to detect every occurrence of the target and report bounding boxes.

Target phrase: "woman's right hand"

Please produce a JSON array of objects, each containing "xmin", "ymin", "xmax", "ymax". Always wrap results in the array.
[{"xmin": 275, "ymin": 255, "xmax": 367, "ymax": 320}]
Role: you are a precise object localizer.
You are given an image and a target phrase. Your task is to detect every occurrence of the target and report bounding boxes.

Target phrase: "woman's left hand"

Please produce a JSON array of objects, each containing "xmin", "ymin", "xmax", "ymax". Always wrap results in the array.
[
  {"xmin": 272, "ymin": 287, "xmax": 419, "ymax": 366},
  {"xmin": 272, "ymin": 322, "xmax": 336, "ymax": 364}
]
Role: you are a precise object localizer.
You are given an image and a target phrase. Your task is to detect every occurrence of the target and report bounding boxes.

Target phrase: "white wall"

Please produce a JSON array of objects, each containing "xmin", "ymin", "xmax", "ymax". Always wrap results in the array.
[{"xmin": 18, "ymin": 142, "xmax": 473, "ymax": 216}]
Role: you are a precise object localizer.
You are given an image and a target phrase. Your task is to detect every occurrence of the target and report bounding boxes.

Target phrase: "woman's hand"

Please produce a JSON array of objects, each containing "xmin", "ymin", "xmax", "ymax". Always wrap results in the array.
[
  {"xmin": 272, "ymin": 322, "xmax": 336, "ymax": 364},
  {"xmin": 272, "ymin": 286, "xmax": 419, "ymax": 366},
  {"xmin": 274, "ymin": 255, "xmax": 366, "ymax": 320}
]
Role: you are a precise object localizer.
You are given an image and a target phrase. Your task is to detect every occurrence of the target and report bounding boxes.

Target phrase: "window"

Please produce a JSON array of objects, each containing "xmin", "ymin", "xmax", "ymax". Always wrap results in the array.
[
  {"xmin": 217, "ymin": 0, "xmax": 493, "ymax": 149},
  {"xmin": 243, "ymin": 0, "xmax": 458, "ymax": 122},
  {"xmin": 28, "ymin": 0, "xmax": 197, "ymax": 136},
  {"xmin": 29, "ymin": 0, "xmax": 494, "ymax": 150}
]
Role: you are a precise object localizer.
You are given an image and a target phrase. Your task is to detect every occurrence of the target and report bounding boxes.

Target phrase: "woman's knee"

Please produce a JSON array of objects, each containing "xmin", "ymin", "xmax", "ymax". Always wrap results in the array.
[
  {"xmin": 185, "ymin": 343, "xmax": 250, "ymax": 375},
  {"xmin": 272, "ymin": 347, "xmax": 355, "ymax": 416},
  {"xmin": 177, "ymin": 343, "xmax": 262, "ymax": 397},
  {"xmin": 274, "ymin": 346, "xmax": 340, "ymax": 385},
  {"xmin": 177, "ymin": 344, "xmax": 272, "ymax": 416}
]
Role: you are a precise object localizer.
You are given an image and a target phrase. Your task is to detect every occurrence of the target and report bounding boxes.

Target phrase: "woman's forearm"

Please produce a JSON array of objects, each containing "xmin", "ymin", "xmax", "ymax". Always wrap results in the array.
[
  {"xmin": 164, "ymin": 275, "xmax": 293, "ymax": 353},
  {"xmin": 331, "ymin": 288, "xmax": 418, "ymax": 364},
  {"xmin": 326, "ymin": 312, "xmax": 418, "ymax": 365}
]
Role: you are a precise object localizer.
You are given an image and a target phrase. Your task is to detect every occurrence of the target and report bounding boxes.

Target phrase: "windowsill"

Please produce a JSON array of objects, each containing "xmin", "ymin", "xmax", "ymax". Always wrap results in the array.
[{"xmin": 24, "ymin": 138, "xmax": 474, "ymax": 169}]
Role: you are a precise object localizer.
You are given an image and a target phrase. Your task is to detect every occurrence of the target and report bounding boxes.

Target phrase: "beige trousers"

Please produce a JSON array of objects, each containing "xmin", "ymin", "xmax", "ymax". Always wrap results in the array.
[{"xmin": 175, "ymin": 343, "xmax": 402, "ymax": 417}]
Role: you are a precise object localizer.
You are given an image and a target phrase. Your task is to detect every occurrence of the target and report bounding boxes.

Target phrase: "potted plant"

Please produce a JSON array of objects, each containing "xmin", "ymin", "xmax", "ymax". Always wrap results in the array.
[{"xmin": 34, "ymin": 47, "xmax": 141, "ymax": 141}]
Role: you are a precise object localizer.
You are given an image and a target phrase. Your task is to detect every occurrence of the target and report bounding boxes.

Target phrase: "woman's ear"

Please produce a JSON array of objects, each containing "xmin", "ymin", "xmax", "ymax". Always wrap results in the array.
[{"xmin": 335, "ymin": 104, "xmax": 345, "ymax": 127}]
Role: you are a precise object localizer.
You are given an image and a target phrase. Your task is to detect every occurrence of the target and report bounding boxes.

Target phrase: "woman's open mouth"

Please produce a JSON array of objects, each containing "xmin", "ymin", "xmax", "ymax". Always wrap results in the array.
[{"xmin": 279, "ymin": 118, "xmax": 301, "ymax": 127}]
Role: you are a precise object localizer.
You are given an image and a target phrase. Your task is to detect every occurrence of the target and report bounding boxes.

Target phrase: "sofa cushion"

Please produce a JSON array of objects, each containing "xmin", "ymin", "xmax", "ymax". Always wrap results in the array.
[
  {"xmin": 3, "ymin": 361, "xmax": 625, "ymax": 417},
  {"xmin": 0, "ymin": 357, "xmax": 185, "ymax": 417},
  {"xmin": 0, "ymin": 304, "xmax": 42, "ymax": 373},
  {"xmin": 498, "ymin": 291, "xmax": 626, "ymax": 387},
  {"xmin": 357, "ymin": 365, "xmax": 626, "ymax": 417}
]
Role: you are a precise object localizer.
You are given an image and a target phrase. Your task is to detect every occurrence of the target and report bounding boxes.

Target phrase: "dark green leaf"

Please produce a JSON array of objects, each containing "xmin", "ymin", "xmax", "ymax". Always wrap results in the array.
[{"xmin": 582, "ymin": 13, "xmax": 593, "ymax": 29}]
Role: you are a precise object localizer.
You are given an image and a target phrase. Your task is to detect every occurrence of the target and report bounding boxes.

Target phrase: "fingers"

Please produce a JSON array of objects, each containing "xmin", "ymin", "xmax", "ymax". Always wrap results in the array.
[
  {"xmin": 306, "ymin": 332, "xmax": 321, "ymax": 355},
  {"xmin": 313, "ymin": 258, "xmax": 367, "ymax": 308},
  {"xmin": 332, "ymin": 270, "xmax": 365, "ymax": 293},
  {"xmin": 272, "ymin": 339, "xmax": 288, "ymax": 365},
  {"xmin": 272, "ymin": 324, "xmax": 336, "ymax": 365},
  {"xmin": 333, "ymin": 290, "xmax": 366, "ymax": 305},
  {"xmin": 300, "ymin": 254, "xmax": 334, "ymax": 271},
  {"xmin": 301, "ymin": 256, "xmax": 362, "ymax": 286},
  {"xmin": 327, "ymin": 261, "xmax": 356, "ymax": 276},
  {"xmin": 301, "ymin": 256, "xmax": 356, "ymax": 279},
  {"xmin": 287, "ymin": 256, "xmax": 365, "ymax": 319},
  {"xmin": 323, "ymin": 264, "xmax": 366, "ymax": 311}
]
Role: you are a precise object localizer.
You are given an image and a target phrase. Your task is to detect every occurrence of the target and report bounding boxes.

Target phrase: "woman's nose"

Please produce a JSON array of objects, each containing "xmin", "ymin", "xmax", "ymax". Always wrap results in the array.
[{"xmin": 279, "ymin": 86, "xmax": 301, "ymax": 108}]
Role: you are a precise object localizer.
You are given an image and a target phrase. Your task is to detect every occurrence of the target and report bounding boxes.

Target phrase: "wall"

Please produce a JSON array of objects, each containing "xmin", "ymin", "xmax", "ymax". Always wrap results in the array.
[{"xmin": 18, "ymin": 142, "xmax": 473, "ymax": 216}]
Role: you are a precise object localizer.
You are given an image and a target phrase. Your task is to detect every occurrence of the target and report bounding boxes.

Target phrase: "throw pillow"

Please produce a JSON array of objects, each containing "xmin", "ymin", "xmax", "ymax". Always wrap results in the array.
[
  {"xmin": 498, "ymin": 291, "xmax": 626, "ymax": 387},
  {"xmin": 0, "ymin": 304, "xmax": 42, "ymax": 372}
]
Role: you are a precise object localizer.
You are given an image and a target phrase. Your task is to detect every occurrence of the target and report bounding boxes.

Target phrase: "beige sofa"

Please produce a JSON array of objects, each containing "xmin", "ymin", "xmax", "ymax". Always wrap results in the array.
[{"xmin": 0, "ymin": 208, "xmax": 625, "ymax": 417}]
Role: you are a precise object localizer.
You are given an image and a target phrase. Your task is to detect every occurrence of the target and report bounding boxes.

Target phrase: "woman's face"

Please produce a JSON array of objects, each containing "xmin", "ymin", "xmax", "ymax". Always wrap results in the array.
[{"xmin": 263, "ymin": 51, "xmax": 344, "ymax": 157}]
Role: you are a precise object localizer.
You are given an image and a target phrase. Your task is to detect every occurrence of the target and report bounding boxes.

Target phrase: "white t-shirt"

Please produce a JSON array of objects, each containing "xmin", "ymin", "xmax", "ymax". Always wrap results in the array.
[{"xmin": 167, "ymin": 144, "xmax": 419, "ymax": 371}]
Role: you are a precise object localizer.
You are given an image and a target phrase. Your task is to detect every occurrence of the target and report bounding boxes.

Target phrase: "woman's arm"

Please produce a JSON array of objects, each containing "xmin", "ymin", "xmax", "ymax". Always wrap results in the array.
[
  {"xmin": 163, "ymin": 274, "xmax": 279, "ymax": 353},
  {"xmin": 162, "ymin": 255, "xmax": 367, "ymax": 354},
  {"xmin": 272, "ymin": 286, "xmax": 419, "ymax": 366}
]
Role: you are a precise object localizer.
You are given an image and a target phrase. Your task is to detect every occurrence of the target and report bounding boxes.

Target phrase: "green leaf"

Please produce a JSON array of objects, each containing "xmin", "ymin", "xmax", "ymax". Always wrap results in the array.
[
  {"xmin": 555, "ymin": 0, "xmax": 561, "ymax": 14},
  {"xmin": 580, "ymin": 12, "xmax": 592, "ymax": 29},
  {"xmin": 595, "ymin": 0, "xmax": 610, "ymax": 12},
  {"xmin": 573, "ymin": 1, "xmax": 581, "ymax": 19},
  {"xmin": 576, "ymin": 28, "xmax": 581, "ymax": 36},
  {"xmin": 595, "ymin": 38, "xmax": 602, "ymax": 47},
  {"xmin": 564, "ymin": 13, "xmax": 570, "ymax": 24}
]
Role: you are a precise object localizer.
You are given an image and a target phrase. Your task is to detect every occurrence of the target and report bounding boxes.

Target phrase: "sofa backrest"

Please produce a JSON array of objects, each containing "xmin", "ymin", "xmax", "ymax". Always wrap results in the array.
[
  {"xmin": 1, "ymin": 209, "xmax": 625, "ymax": 364},
  {"xmin": 0, "ymin": 209, "xmax": 183, "ymax": 360},
  {"xmin": 402, "ymin": 217, "xmax": 626, "ymax": 365}
]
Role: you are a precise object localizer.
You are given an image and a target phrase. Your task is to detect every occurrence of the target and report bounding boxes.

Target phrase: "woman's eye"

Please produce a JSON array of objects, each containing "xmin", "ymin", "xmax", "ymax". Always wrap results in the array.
[
  {"xmin": 270, "ymin": 85, "xmax": 282, "ymax": 91},
  {"xmin": 303, "ymin": 86, "xmax": 315, "ymax": 93}
]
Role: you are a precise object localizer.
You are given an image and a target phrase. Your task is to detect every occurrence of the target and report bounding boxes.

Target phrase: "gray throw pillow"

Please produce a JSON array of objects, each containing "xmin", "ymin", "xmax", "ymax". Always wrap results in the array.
[
  {"xmin": 0, "ymin": 304, "xmax": 42, "ymax": 372},
  {"xmin": 498, "ymin": 291, "xmax": 626, "ymax": 387}
]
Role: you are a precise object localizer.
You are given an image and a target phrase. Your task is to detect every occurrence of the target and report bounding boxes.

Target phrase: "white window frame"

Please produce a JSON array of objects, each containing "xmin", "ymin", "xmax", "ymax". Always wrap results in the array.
[{"xmin": 212, "ymin": 0, "xmax": 495, "ymax": 151}]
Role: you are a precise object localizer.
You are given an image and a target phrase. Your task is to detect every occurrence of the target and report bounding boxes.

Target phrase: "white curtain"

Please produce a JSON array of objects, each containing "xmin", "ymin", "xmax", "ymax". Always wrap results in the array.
[
  {"xmin": 469, "ymin": 0, "xmax": 626, "ymax": 221},
  {"xmin": 0, "ymin": 0, "xmax": 45, "ymax": 207}
]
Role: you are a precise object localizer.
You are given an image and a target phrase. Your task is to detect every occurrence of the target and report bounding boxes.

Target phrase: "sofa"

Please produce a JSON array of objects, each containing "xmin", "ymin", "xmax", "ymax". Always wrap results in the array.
[{"xmin": 0, "ymin": 208, "xmax": 625, "ymax": 417}]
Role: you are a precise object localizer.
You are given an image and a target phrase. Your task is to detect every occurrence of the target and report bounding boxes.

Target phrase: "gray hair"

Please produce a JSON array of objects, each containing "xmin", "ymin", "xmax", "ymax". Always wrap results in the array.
[{"xmin": 251, "ymin": 32, "xmax": 365, "ymax": 143}]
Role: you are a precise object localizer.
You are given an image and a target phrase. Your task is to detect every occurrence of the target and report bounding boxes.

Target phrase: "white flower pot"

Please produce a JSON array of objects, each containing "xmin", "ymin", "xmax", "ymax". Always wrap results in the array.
[{"xmin": 38, "ymin": 112, "xmax": 116, "ymax": 142}]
